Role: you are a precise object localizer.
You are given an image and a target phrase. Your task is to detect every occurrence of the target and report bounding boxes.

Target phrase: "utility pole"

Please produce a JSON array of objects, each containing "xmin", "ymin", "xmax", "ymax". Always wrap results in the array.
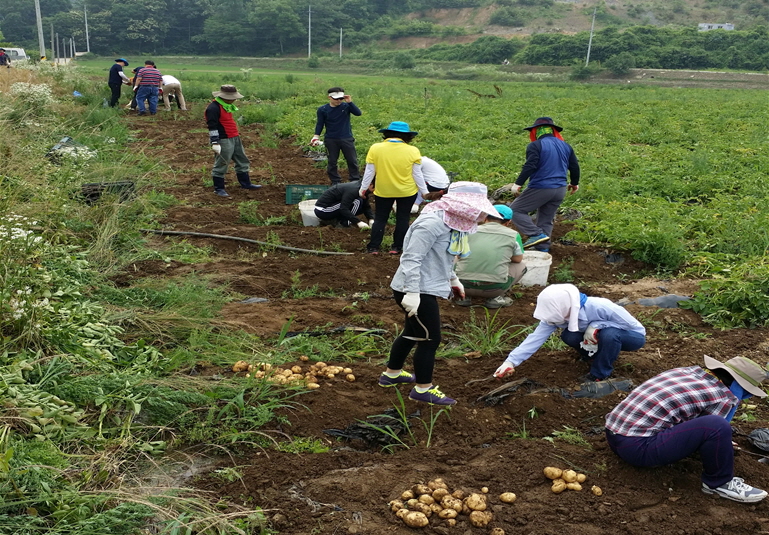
[
  {"xmin": 56, "ymin": 33, "xmax": 60, "ymax": 64},
  {"xmin": 307, "ymin": 5, "xmax": 312, "ymax": 59},
  {"xmin": 84, "ymin": 3, "xmax": 90, "ymax": 53},
  {"xmin": 34, "ymin": 0, "xmax": 46, "ymax": 59},
  {"xmin": 50, "ymin": 23, "xmax": 54, "ymax": 64},
  {"xmin": 585, "ymin": 5, "xmax": 597, "ymax": 66},
  {"xmin": 339, "ymin": 28, "xmax": 342, "ymax": 58}
]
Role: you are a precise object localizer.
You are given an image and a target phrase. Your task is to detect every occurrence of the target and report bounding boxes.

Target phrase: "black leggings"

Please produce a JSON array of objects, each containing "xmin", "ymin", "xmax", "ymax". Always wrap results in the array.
[
  {"xmin": 367, "ymin": 194, "xmax": 417, "ymax": 251},
  {"xmin": 388, "ymin": 291, "xmax": 442, "ymax": 384}
]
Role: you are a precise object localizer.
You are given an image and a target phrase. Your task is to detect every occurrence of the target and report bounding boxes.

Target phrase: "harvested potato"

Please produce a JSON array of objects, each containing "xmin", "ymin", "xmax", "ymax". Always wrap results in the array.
[
  {"xmin": 299, "ymin": 355, "xmax": 309, "ymax": 361},
  {"xmin": 428, "ymin": 477, "xmax": 448, "ymax": 490},
  {"xmin": 469, "ymin": 510, "xmax": 493, "ymax": 527},
  {"xmin": 465, "ymin": 493, "xmax": 487, "ymax": 511},
  {"xmin": 543, "ymin": 467, "xmax": 563, "ymax": 480},
  {"xmin": 576, "ymin": 473, "xmax": 587, "ymax": 483},
  {"xmin": 414, "ymin": 503, "xmax": 432, "ymax": 516},
  {"xmin": 343, "ymin": 367, "xmax": 353, "ymax": 374},
  {"xmin": 432, "ymin": 488, "xmax": 449, "ymax": 501},
  {"xmin": 451, "ymin": 489, "xmax": 465, "ymax": 500},
  {"xmin": 446, "ymin": 519, "xmax": 456, "ymax": 527},
  {"xmin": 389, "ymin": 500, "xmax": 404, "ymax": 512},
  {"xmin": 481, "ymin": 486, "xmax": 489, "ymax": 494},
  {"xmin": 401, "ymin": 490, "xmax": 414, "ymax": 501},
  {"xmin": 566, "ymin": 482, "xmax": 582, "ymax": 491},
  {"xmin": 291, "ymin": 365, "xmax": 302, "ymax": 374},
  {"xmin": 562, "ymin": 470, "xmax": 578, "ymax": 483},
  {"xmin": 551, "ymin": 479, "xmax": 567, "ymax": 494},
  {"xmin": 396, "ymin": 508, "xmax": 409, "ymax": 519},
  {"xmin": 316, "ymin": 362, "xmax": 327, "ymax": 368},
  {"xmin": 461, "ymin": 503, "xmax": 472, "ymax": 516},
  {"xmin": 414, "ymin": 484, "xmax": 431, "ymax": 496},
  {"xmin": 437, "ymin": 508, "xmax": 458, "ymax": 519},
  {"xmin": 430, "ymin": 503, "xmax": 443, "ymax": 514},
  {"xmin": 490, "ymin": 529, "xmax": 505, "ymax": 535},
  {"xmin": 306, "ymin": 382, "xmax": 320, "ymax": 390},
  {"xmin": 418, "ymin": 494, "xmax": 435, "ymax": 505},
  {"xmin": 345, "ymin": 374, "xmax": 356, "ymax": 382},
  {"xmin": 441, "ymin": 496, "xmax": 463, "ymax": 512},
  {"xmin": 403, "ymin": 511, "xmax": 429, "ymax": 528},
  {"xmin": 232, "ymin": 360, "xmax": 249, "ymax": 372},
  {"xmin": 591, "ymin": 485, "xmax": 603, "ymax": 496},
  {"xmin": 499, "ymin": 492, "xmax": 517, "ymax": 504}
]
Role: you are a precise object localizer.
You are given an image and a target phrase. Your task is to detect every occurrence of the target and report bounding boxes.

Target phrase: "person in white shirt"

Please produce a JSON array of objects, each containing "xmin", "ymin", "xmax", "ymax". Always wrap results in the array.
[{"xmin": 161, "ymin": 74, "xmax": 187, "ymax": 111}]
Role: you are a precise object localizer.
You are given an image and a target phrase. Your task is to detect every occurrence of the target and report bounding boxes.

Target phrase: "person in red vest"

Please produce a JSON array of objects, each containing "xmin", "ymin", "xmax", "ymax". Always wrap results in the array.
[{"xmin": 204, "ymin": 85, "xmax": 261, "ymax": 197}]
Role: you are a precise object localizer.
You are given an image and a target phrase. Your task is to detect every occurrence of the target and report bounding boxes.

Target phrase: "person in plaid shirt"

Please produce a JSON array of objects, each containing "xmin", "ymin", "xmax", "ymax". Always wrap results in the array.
[{"xmin": 605, "ymin": 355, "xmax": 769, "ymax": 503}]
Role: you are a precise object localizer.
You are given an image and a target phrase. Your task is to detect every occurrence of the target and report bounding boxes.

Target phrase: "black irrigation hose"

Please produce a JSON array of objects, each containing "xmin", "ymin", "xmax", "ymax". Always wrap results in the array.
[{"xmin": 140, "ymin": 229, "xmax": 354, "ymax": 256}]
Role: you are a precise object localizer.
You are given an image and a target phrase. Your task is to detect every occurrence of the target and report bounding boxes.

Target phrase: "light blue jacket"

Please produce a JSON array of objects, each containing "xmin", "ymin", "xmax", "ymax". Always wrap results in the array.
[
  {"xmin": 505, "ymin": 297, "xmax": 645, "ymax": 367},
  {"xmin": 391, "ymin": 211, "xmax": 456, "ymax": 298}
]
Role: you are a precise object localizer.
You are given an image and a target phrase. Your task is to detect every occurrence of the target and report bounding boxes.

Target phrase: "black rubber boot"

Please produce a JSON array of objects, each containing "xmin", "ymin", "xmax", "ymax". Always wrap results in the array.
[
  {"xmin": 213, "ymin": 176, "xmax": 229, "ymax": 197},
  {"xmin": 237, "ymin": 172, "xmax": 262, "ymax": 190}
]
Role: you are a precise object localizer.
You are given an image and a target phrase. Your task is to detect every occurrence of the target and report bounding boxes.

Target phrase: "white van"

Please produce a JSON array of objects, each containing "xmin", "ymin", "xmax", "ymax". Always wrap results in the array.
[{"xmin": 3, "ymin": 48, "xmax": 30, "ymax": 63}]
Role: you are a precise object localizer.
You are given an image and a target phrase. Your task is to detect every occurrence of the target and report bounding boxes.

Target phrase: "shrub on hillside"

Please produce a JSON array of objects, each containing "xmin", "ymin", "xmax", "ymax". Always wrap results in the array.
[{"xmin": 605, "ymin": 52, "xmax": 636, "ymax": 75}]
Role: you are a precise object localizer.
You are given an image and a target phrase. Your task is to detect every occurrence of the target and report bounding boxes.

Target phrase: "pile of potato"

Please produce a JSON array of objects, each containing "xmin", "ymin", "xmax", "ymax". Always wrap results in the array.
[
  {"xmin": 543, "ymin": 467, "xmax": 602, "ymax": 496},
  {"xmin": 388, "ymin": 478, "xmax": 515, "ymax": 531},
  {"xmin": 231, "ymin": 357, "xmax": 355, "ymax": 389}
]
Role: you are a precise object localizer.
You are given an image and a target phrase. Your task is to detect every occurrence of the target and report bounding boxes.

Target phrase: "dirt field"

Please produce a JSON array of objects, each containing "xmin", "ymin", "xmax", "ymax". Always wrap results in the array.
[{"xmin": 123, "ymin": 110, "xmax": 769, "ymax": 535}]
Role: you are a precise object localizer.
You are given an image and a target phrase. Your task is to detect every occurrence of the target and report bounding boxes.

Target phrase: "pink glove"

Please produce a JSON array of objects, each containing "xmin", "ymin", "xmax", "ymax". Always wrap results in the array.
[{"xmin": 494, "ymin": 361, "xmax": 515, "ymax": 378}]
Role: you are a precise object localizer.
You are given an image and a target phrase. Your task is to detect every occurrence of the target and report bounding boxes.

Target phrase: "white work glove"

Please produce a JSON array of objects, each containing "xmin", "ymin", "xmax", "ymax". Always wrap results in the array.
[
  {"xmin": 356, "ymin": 221, "xmax": 370, "ymax": 229},
  {"xmin": 401, "ymin": 292, "xmax": 420, "ymax": 317},
  {"xmin": 359, "ymin": 189, "xmax": 367, "ymax": 198},
  {"xmin": 509, "ymin": 184, "xmax": 522, "ymax": 195},
  {"xmin": 583, "ymin": 324, "xmax": 600, "ymax": 345},
  {"xmin": 310, "ymin": 135, "xmax": 322, "ymax": 147},
  {"xmin": 494, "ymin": 360, "xmax": 515, "ymax": 378},
  {"xmin": 211, "ymin": 144, "xmax": 222, "ymax": 155},
  {"xmin": 449, "ymin": 276, "xmax": 465, "ymax": 300},
  {"xmin": 368, "ymin": 219, "xmax": 375, "ymax": 226}
]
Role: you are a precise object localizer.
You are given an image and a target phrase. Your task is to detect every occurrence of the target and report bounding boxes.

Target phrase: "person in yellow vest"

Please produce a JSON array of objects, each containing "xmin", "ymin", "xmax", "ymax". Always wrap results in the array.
[{"xmin": 358, "ymin": 121, "xmax": 428, "ymax": 255}]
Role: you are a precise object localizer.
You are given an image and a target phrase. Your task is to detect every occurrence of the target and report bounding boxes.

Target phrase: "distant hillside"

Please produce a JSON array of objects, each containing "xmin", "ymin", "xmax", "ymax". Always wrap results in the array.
[{"xmin": 385, "ymin": 0, "xmax": 768, "ymax": 50}]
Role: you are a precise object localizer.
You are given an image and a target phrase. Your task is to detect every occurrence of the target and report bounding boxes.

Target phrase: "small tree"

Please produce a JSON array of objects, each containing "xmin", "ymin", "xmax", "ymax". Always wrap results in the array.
[
  {"xmin": 605, "ymin": 52, "xmax": 636, "ymax": 76},
  {"xmin": 393, "ymin": 52, "xmax": 416, "ymax": 69}
]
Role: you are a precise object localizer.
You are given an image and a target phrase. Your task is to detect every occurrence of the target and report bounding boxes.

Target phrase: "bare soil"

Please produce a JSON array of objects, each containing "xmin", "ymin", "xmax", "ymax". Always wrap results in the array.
[{"xmin": 122, "ymin": 110, "xmax": 769, "ymax": 535}]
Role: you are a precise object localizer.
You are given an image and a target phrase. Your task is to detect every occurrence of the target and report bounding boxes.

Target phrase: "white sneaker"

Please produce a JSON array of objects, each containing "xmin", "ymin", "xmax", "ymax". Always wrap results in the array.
[{"xmin": 702, "ymin": 477, "xmax": 768, "ymax": 503}]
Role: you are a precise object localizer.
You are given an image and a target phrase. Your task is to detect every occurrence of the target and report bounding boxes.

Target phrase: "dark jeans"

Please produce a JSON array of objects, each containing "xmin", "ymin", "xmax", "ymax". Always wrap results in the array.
[
  {"xmin": 561, "ymin": 327, "xmax": 645, "ymax": 379},
  {"xmin": 367, "ymin": 194, "xmax": 417, "ymax": 252},
  {"xmin": 388, "ymin": 291, "xmax": 442, "ymax": 384},
  {"xmin": 108, "ymin": 83, "xmax": 122, "ymax": 107},
  {"xmin": 605, "ymin": 415, "xmax": 734, "ymax": 488},
  {"xmin": 324, "ymin": 137, "xmax": 360, "ymax": 184}
]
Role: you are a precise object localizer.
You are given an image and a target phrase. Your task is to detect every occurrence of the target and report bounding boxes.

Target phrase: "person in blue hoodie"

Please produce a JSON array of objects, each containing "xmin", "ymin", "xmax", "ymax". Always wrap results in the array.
[{"xmin": 505, "ymin": 117, "xmax": 580, "ymax": 252}]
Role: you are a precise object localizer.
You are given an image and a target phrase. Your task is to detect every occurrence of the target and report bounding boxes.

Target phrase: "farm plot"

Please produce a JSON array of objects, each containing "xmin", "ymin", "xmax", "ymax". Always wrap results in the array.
[{"xmin": 120, "ymin": 111, "xmax": 769, "ymax": 535}]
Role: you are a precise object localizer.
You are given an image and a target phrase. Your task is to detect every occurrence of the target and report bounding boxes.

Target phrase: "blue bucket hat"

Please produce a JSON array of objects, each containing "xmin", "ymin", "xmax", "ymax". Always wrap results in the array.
[
  {"xmin": 378, "ymin": 121, "xmax": 418, "ymax": 135},
  {"xmin": 493, "ymin": 204, "xmax": 513, "ymax": 220},
  {"xmin": 115, "ymin": 58, "xmax": 129, "ymax": 65}
]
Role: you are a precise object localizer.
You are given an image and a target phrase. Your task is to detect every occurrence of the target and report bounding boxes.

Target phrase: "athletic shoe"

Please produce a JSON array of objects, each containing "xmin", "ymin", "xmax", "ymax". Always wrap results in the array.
[
  {"xmin": 214, "ymin": 189, "xmax": 230, "ymax": 197},
  {"xmin": 409, "ymin": 386, "xmax": 457, "ymax": 406},
  {"xmin": 454, "ymin": 297, "xmax": 472, "ymax": 307},
  {"xmin": 367, "ymin": 248, "xmax": 380, "ymax": 255},
  {"xmin": 702, "ymin": 478, "xmax": 768, "ymax": 503},
  {"xmin": 484, "ymin": 296, "xmax": 514, "ymax": 309},
  {"xmin": 523, "ymin": 233, "xmax": 549, "ymax": 249},
  {"xmin": 378, "ymin": 371, "xmax": 416, "ymax": 388},
  {"xmin": 389, "ymin": 247, "xmax": 402, "ymax": 255},
  {"xmin": 240, "ymin": 184, "xmax": 262, "ymax": 190}
]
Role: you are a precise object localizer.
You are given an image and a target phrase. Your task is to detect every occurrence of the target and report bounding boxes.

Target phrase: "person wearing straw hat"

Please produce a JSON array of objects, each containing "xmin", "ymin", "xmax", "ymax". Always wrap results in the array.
[
  {"xmin": 205, "ymin": 85, "xmax": 261, "ymax": 197},
  {"xmin": 107, "ymin": 58, "xmax": 130, "ymax": 108},
  {"xmin": 378, "ymin": 181, "xmax": 499, "ymax": 406},
  {"xmin": 454, "ymin": 204, "xmax": 526, "ymax": 309},
  {"xmin": 494, "ymin": 283, "xmax": 646, "ymax": 382},
  {"xmin": 501, "ymin": 117, "xmax": 580, "ymax": 253},
  {"xmin": 358, "ymin": 121, "xmax": 429, "ymax": 255},
  {"xmin": 605, "ymin": 355, "xmax": 769, "ymax": 504}
]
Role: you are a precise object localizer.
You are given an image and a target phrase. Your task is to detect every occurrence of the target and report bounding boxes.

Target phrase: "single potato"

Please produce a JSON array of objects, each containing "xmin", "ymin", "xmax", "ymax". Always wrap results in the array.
[
  {"xmin": 562, "ymin": 469, "xmax": 578, "ymax": 483},
  {"xmin": 465, "ymin": 493, "xmax": 487, "ymax": 511},
  {"xmin": 490, "ymin": 529, "xmax": 506, "ymax": 535},
  {"xmin": 591, "ymin": 485, "xmax": 603, "ymax": 496},
  {"xmin": 543, "ymin": 467, "xmax": 563, "ymax": 480},
  {"xmin": 576, "ymin": 473, "xmax": 587, "ymax": 483},
  {"xmin": 403, "ymin": 511, "xmax": 429, "ymax": 528},
  {"xmin": 469, "ymin": 510, "xmax": 493, "ymax": 527},
  {"xmin": 566, "ymin": 482, "xmax": 583, "ymax": 491},
  {"xmin": 551, "ymin": 479, "xmax": 567, "ymax": 494},
  {"xmin": 499, "ymin": 492, "xmax": 517, "ymax": 504}
]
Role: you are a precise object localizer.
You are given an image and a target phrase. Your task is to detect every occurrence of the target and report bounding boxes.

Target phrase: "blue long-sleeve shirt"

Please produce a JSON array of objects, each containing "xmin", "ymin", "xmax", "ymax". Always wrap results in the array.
[
  {"xmin": 314, "ymin": 102, "xmax": 361, "ymax": 139},
  {"xmin": 516, "ymin": 134, "xmax": 580, "ymax": 189},
  {"xmin": 505, "ymin": 297, "xmax": 645, "ymax": 367}
]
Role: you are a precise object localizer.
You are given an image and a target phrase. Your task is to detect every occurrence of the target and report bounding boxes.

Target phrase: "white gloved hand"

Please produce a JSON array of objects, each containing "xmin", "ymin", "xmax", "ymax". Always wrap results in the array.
[
  {"xmin": 211, "ymin": 144, "xmax": 222, "ymax": 155},
  {"xmin": 494, "ymin": 361, "xmax": 515, "ymax": 378},
  {"xmin": 368, "ymin": 219, "xmax": 375, "ymax": 226},
  {"xmin": 401, "ymin": 292, "xmax": 420, "ymax": 317},
  {"xmin": 510, "ymin": 184, "xmax": 522, "ymax": 195},
  {"xmin": 583, "ymin": 324, "xmax": 600, "ymax": 345},
  {"xmin": 310, "ymin": 135, "xmax": 321, "ymax": 147},
  {"xmin": 356, "ymin": 221, "xmax": 370, "ymax": 229},
  {"xmin": 449, "ymin": 276, "xmax": 465, "ymax": 299},
  {"xmin": 359, "ymin": 189, "xmax": 367, "ymax": 198}
]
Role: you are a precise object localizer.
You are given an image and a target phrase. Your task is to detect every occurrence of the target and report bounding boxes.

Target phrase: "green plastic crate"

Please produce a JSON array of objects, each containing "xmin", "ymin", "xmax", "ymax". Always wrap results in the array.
[{"xmin": 285, "ymin": 184, "xmax": 329, "ymax": 204}]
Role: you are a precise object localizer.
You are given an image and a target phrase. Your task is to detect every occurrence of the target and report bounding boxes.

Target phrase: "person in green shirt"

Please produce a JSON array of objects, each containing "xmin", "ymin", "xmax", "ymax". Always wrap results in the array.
[{"xmin": 455, "ymin": 204, "xmax": 526, "ymax": 309}]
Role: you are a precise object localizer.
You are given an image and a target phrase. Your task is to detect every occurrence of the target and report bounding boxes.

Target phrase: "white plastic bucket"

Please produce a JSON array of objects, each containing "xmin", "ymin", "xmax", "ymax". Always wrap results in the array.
[
  {"xmin": 298, "ymin": 200, "xmax": 320, "ymax": 226},
  {"xmin": 519, "ymin": 251, "xmax": 553, "ymax": 287}
]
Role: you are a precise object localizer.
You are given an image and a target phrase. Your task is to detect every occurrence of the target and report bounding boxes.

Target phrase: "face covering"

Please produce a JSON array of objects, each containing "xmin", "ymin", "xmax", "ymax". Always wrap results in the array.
[{"xmin": 215, "ymin": 97, "xmax": 238, "ymax": 113}]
